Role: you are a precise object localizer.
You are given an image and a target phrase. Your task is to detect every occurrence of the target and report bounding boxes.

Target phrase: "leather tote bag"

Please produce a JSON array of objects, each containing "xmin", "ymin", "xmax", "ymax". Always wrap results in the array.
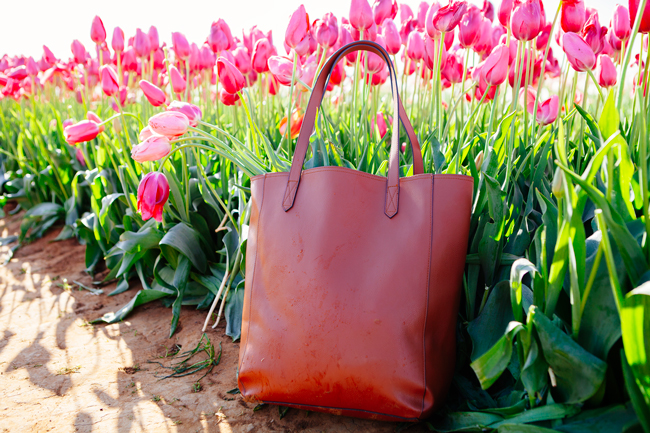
[{"xmin": 238, "ymin": 40, "xmax": 473, "ymax": 421}]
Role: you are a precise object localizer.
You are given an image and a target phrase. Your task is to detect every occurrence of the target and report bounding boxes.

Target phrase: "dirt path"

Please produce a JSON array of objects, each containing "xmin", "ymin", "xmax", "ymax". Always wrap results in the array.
[{"xmin": 0, "ymin": 212, "xmax": 428, "ymax": 432}]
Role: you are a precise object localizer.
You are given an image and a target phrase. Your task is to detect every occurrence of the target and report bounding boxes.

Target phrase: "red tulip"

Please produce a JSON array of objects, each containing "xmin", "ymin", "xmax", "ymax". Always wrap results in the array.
[
  {"xmin": 172, "ymin": 32, "xmax": 191, "ymax": 60},
  {"xmin": 169, "ymin": 65, "xmax": 186, "ymax": 94},
  {"xmin": 149, "ymin": 111, "xmax": 190, "ymax": 137},
  {"xmin": 596, "ymin": 54, "xmax": 617, "ymax": 87},
  {"xmin": 86, "ymin": 111, "xmax": 105, "ymax": 133},
  {"xmin": 64, "ymin": 120, "xmax": 100, "ymax": 144},
  {"xmin": 71, "ymin": 40, "xmax": 87, "ymax": 64},
  {"xmin": 217, "ymin": 57, "xmax": 246, "ymax": 94},
  {"xmin": 100, "ymin": 65, "xmax": 119, "ymax": 97},
  {"xmin": 132, "ymin": 134, "xmax": 172, "ymax": 163},
  {"xmin": 314, "ymin": 13, "xmax": 339, "ymax": 48},
  {"xmin": 459, "ymin": 7, "xmax": 482, "ymax": 48},
  {"xmin": 406, "ymin": 31, "xmax": 425, "ymax": 60},
  {"xmin": 330, "ymin": 61, "xmax": 346, "ymax": 85},
  {"xmin": 43, "ymin": 45, "xmax": 57, "ymax": 64},
  {"xmin": 498, "ymin": 0, "xmax": 514, "ymax": 27},
  {"xmin": 482, "ymin": 0, "xmax": 495, "ymax": 21},
  {"xmin": 137, "ymin": 172, "xmax": 170, "ymax": 222},
  {"xmin": 219, "ymin": 88, "xmax": 240, "ymax": 105},
  {"xmin": 630, "ymin": 0, "xmax": 650, "ymax": 33},
  {"xmin": 423, "ymin": 36, "xmax": 447, "ymax": 71},
  {"xmin": 432, "ymin": 0, "xmax": 468, "ymax": 33},
  {"xmin": 350, "ymin": 0, "xmax": 375, "ymax": 31},
  {"xmin": 148, "ymin": 26, "xmax": 160, "ymax": 51},
  {"xmin": 252, "ymin": 38, "xmax": 273, "ymax": 73},
  {"xmin": 441, "ymin": 54, "xmax": 464, "ymax": 83},
  {"xmin": 613, "ymin": 5, "xmax": 631, "ymax": 41},
  {"xmin": 536, "ymin": 95, "xmax": 559, "ymax": 125},
  {"xmin": 139, "ymin": 80, "xmax": 166, "ymax": 106},
  {"xmin": 8, "ymin": 66, "xmax": 27, "ymax": 81},
  {"xmin": 482, "ymin": 43, "xmax": 509, "ymax": 85},
  {"xmin": 561, "ymin": 0, "xmax": 586, "ymax": 33},
  {"xmin": 112, "ymin": 27, "xmax": 125, "ymax": 53},
  {"xmin": 168, "ymin": 101, "xmax": 202, "ymax": 127},
  {"xmin": 286, "ymin": 5, "xmax": 309, "ymax": 49},
  {"xmin": 563, "ymin": 32, "xmax": 596, "ymax": 71},
  {"xmin": 582, "ymin": 13, "xmax": 606, "ymax": 55},
  {"xmin": 371, "ymin": 112, "xmax": 388, "ymax": 138},
  {"xmin": 208, "ymin": 19, "xmax": 234, "ymax": 52},
  {"xmin": 374, "ymin": 0, "xmax": 398, "ymax": 24},
  {"xmin": 382, "ymin": 20, "xmax": 402, "ymax": 54},
  {"xmin": 511, "ymin": 0, "xmax": 544, "ymax": 41},
  {"xmin": 90, "ymin": 16, "xmax": 106, "ymax": 44}
]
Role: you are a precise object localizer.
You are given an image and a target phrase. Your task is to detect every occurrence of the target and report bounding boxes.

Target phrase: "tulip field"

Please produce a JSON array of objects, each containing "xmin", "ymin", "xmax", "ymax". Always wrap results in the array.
[{"xmin": 2, "ymin": 0, "xmax": 650, "ymax": 430}]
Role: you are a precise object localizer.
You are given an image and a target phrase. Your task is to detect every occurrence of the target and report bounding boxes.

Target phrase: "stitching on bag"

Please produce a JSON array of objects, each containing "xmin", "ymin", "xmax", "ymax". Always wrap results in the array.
[
  {"xmin": 238, "ymin": 174, "xmax": 267, "ymax": 395},
  {"xmin": 420, "ymin": 174, "xmax": 435, "ymax": 418},
  {"xmin": 282, "ymin": 180, "xmax": 299, "ymax": 209},
  {"xmin": 260, "ymin": 400, "xmax": 419, "ymax": 421},
  {"xmin": 385, "ymin": 185, "xmax": 398, "ymax": 215},
  {"xmin": 263, "ymin": 167, "xmax": 430, "ymax": 183}
]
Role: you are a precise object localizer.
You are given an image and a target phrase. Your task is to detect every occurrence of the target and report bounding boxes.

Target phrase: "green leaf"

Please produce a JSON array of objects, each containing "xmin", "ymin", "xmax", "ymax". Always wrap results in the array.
[
  {"xmin": 91, "ymin": 289, "xmax": 170, "ymax": 324},
  {"xmin": 427, "ymin": 412, "xmax": 504, "ymax": 432},
  {"xmin": 555, "ymin": 403, "xmax": 641, "ymax": 433},
  {"xmin": 621, "ymin": 282, "xmax": 650, "ymax": 414},
  {"xmin": 468, "ymin": 281, "xmax": 515, "ymax": 361},
  {"xmin": 598, "ymin": 90, "xmax": 619, "ymax": 140},
  {"xmin": 170, "ymin": 255, "xmax": 192, "ymax": 338},
  {"xmin": 497, "ymin": 425, "xmax": 556, "ymax": 433},
  {"xmin": 160, "ymin": 222, "xmax": 207, "ymax": 273},
  {"xmin": 510, "ymin": 259, "xmax": 539, "ymax": 322},
  {"xmin": 471, "ymin": 321, "xmax": 525, "ymax": 390},
  {"xmin": 225, "ymin": 281, "xmax": 245, "ymax": 341},
  {"xmin": 491, "ymin": 404, "xmax": 580, "ymax": 428}
]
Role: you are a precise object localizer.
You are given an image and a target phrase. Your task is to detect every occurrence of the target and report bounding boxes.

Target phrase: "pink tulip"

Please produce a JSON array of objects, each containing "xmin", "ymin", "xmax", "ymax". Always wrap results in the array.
[
  {"xmin": 167, "ymin": 101, "xmax": 202, "ymax": 127},
  {"xmin": 71, "ymin": 40, "xmax": 87, "ymax": 64},
  {"xmin": 252, "ymin": 38, "xmax": 273, "ymax": 73},
  {"xmin": 330, "ymin": 61, "xmax": 346, "ymax": 85},
  {"xmin": 149, "ymin": 111, "xmax": 190, "ymax": 137},
  {"xmin": 613, "ymin": 5, "xmax": 631, "ymax": 41},
  {"xmin": 90, "ymin": 16, "xmax": 106, "ymax": 44},
  {"xmin": 596, "ymin": 54, "xmax": 617, "ymax": 87},
  {"xmin": 100, "ymin": 65, "xmax": 119, "ymax": 97},
  {"xmin": 112, "ymin": 27, "xmax": 125, "ymax": 53},
  {"xmin": 219, "ymin": 88, "xmax": 240, "ymax": 105},
  {"xmin": 536, "ymin": 95, "xmax": 558, "ymax": 125},
  {"xmin": 139, "ymin": 80, "xmax": 167, "ymax": 106},
  {"xmin": 406, "ymin": 31, "xmax": 425, "ymax": 60},
  {"xmin": 400, "ymin": 3, "xmax": 415, "ymax": 22},
  {"xmin": 563, "ymin": 32, "xmax": 596, "ymax": 71},
  {"xmin": 286, "ymin": 5, "xmax": 309, "ymax": 49},
  {"xmin": 314, "ymin": 13, "xmax": 339, "ymax": 48},
  {"xmin": 474, "ymin": 19, "xmax": 496, "ymax": 57},
  {"xmin": 350, "ymin": 0, "xmax": 375, "ymax": 31},
  {"xmin": 25, "ymin": 58, "xmax": 39, "ymax": 76},
  {"xmin": 217, "ymin": 57, "xmax": 246, "ymax": 94},
  {"xmin": 64, "ymin": 120, "xmax": 100, "ymax": 144},
  {"xmin": 482, "ymin": 44, "xmax": 509, "ymax": 85},
  {"xmin": 231, "ymin": 46, "xmax": 252, "ymax": 75},
  {"xmin": 582, "ymin": 13, "xmax": 606, "ymax": 55},
  {"xmin": 482, "ymin": 0, "xmax": 495, "ymax": 21},
  {"xmin": 62, "ymin": 119, "xmax": 75, "ymax": 128},
  {"xmin": 536, "ymin": 23, "xmax": 552, "ymax": 50},
  {"xmin": 132, "ymin": 134, "xmax": 172, "ymax": 163},
  {"xmin": 8, "ymin": 66, "xmax": 27, "ymax": 81},
  {"xmin": 139, "ymin": 126, "xmax": 156, "ymax": 141},
  {"xmin": 208, "ymin": 19, "xmax": 234, "ymax": 52},
  {"xmin": 371, "ymin": 112, "xmax": 388, "ymax": 138},
  {"xmin": 169, "ymin": 65, "xmax": 186, "ymax": 94},
  {"xmin": 511, "ymin": 0, "xmax": 544, "ymax": 41},
  {"xmin": 137, "ymin": 172, "xmax": 170, "ymax": 222},
  {"xmin": 459, "ymin": 7, "xmax": 482, "ymax": 48},
  {"xmin": 172, "ymin": 32, "xmax": 191, "ymax": 60},
  {"xmin": 86, "ymin": 111, "xmax": 105, "ymax": 133},
  {"xmin": 133, "ymin": 29, "xmax": 150, "ymax": 58},
  {"xmin": 432, "ymin": 0, "xmax": 468, "ymax": 33},
  {"xmin": 374, "ymin": 0, "xmax": 398, "ymax": 24},
  {"xmin": 425, "ymin": 3, "xmax": 441, "ymax": 38},
  {"xmin": 561, "ymin": 0, "xmax": 586, "ymax": 33},
  {"xmin": 416, "ymin": 2, "xmax": 429, "ymax": 28},
  {"xmin": 43, "ymin": 45, "xmax": 57, "ymax": 64},
  {"xmin": 75, "ymin": 148, "xmax": 86, "ymax": 167},
  {"xmin": 498, "ymin": 0, "xmax": 514, "ymax": 27},
  {"xmin": 442, "ymin": 54, "xmax": 464, "ymax": 83},
  {"xmin": 630, "ymin": 0, "xmax": 650, "ymax": 33},
  {"xmin": 148, "ymin": 26, "xmax": 160, "ymax": 51},
  {"xmin": 382, "ymin": 20, "xmax": 402, "ymax": 54}
]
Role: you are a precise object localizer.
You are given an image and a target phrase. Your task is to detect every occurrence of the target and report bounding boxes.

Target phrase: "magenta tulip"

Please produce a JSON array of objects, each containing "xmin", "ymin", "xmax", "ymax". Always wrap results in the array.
[
  {"xmin": 630, "ymin": 0, "xmax": 650, "ymax": 33},
  {"xmin": 561, "ymin": 0, "xmax": 586, "ymax": 33},
  {"xmin": 134, "ymin": 29, "xmax": 150, "ymax": 58},
  {"xmin": 252, "ymin": 38, "xmax": 273, "ymax": 73},
  {"xmin": 371, "ymin": 112, "xmax": 388, "ymax": 138},
  {"xmin": 314, "ymin": 13, "xmax": 339, "ymax": 48},
  {"xmin": 406, "ymin": 31, "xmax": 425, "ymax": 60},
  {"xmin": 217, "ymin": 57, "xmax": 246, "ymax": 94},
  {"xmin": 8, "ymin": 66, "xmax": 27, "ymax": 81},
  {"xmin": 219, "ymin": 88, "xmax": 240, "ymax": 105},
  {"xmin": 350, "ymin": 0, "xmax": 375, "ymax": 31},
  {"xmin": 112, "ymin": 27, "xmax": 125, "ymax": 53},
  {"xmin": 582, "ymin": 13, "xmax": 606, "ymax": 55},
  {"xmin": 432, "ymin": 0, "xmax": 468, "ymax": 32},
  {"xmin": 442, "ymin": 54, "xmax": 464, "ymax": 83},
  {"xmin": 613, "ymin": 5, "xmax": 631, "ymax": 41},
  {"xmin": 511, "ymin": 0, "xmax": 544, "ymax": 41},
  {"xmin": 167, "ymin": 101, "xmax": 202, "ymax": 127},
  {"xmin": 482, "ymin": 0, "xmax": 495, "ymax": 21},
  {"xmin": 148, "ymin": 26, "xmax": 160, "ymax": 51},
  {"xmin": 498, "ymin": 0, "xmax": 514, "ymax": 27},
  {"xmin": 169, "ymin": 65, "xmax": 186, "ymax": 94},
  {"xmin": 208, "ymin": 19, "xmax": 234, "ymax": 52},
  {"xmin": 137, "ymin": 172, "xmax": 170, "ymax": 222},
  {"xmin": 382, "ymin": 20, "xmax": 402, "ymax": 54},
  {"xmin": 64, "ymin": 120, "xmax": 100, "ymax": 144},
  {"xmin": 86, "ymin": 111, "xmax": 105, "ymax": 133},
  {"xmin": 459, "ymin": 7, "xmax": 482, "ymax": 48},
  {"xmin": 563, "ymin": 32, "xmax": 596, "ymax": 71},
  {"xmin": 172, "ymin": 32, "xmax": 191, "ymax": 60},
  {"xmin": 90, "ymin": 16, "xmax": 106, "ymax": 44},
  {"xmin": 536, "ymin": 95, "xmax": 558, "ymax": 125},
  {"xmin": 132, "ymin": 134, "xmax": 172, "ymax": 163},
  {"xmin": 139, "ymin": 80, "xmax": 166, "ymax": 106},
  {"xmin": 596, "ymin": 54, "xmax": 617, "ymax": 87},
  {"xmin": 286, "ymin": 5, "xmax": 309, "ymax": 49},
  {"xmin": 71, "ymin": 40, "xmax": 87, "ymax": 64},
  {"xmin": 149, "ymin": 111, "xmax": 190, "ymax": 137},
  {"xmin": 374, "ymin": 0, "xmax": 398, "ymax": 24},
  {"xmin": 482, "ymin": 44, "xmax": 509, "ymax": 85},
  {"xmin": 100, "ymin": 65, "xmax": 119, "ymax": 97},
  {"xmin": 43, "ymin": 45, "xmax": 57, "ymax": 64}
]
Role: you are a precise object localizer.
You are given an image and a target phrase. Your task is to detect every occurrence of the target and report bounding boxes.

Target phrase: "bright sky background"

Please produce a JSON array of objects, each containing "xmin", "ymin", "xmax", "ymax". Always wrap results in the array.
[{"xmin": 1, "ymin": 0, "xmax": 623, "ymax": 59}]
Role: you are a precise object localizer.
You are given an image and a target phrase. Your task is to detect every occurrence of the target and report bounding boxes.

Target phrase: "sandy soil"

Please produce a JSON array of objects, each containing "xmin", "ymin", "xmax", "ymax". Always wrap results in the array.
[{"xmin": 0, "ymin": 211, "xmax": 429, "ymax": 433}]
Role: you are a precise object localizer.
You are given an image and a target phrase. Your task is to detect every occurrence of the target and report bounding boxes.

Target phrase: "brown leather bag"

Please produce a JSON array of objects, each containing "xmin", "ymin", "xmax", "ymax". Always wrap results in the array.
[{"xmin": 238, "ymin": 40, "xmax": 473, "ymax": 421}]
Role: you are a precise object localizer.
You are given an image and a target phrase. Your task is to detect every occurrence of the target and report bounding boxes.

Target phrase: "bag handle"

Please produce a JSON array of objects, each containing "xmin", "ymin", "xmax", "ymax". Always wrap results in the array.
[{"xmin": 281, "ymin": 40, "xmax": 423, "ymax": 218}]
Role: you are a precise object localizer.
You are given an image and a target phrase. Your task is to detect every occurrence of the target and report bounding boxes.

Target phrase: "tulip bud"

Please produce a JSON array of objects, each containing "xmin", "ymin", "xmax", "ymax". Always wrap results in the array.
[
  {"xmin": 217, "ymin": 57, "xmax": 246, "ymax": 94},
  {"xmin": 536, "ymin": 95, "xmax": 559, "ymax": 125},
  {"xmin": 172, "ymin": 32, "xmax": 191, "ymax": 60},
  {"xmin": 252, "ymin": 38, "xmax": 273, "ymax": 73},
  {"xmin": 134, "ymin": 29, "xmax": 151, "ymax": 58},
  {"xmin": 208, "ymin": 19, "xmax": 234, "ymax": 53},
  {"xmin": 167, "ymin": 101, "xmax": 202, "ymax": 127},
  {"xmin": 596, "ymin": 54, "xmax": 617, "ymax": 87},
  {"xmin": 432, "ymin": 0, "xmax": 468, "ymax": 33},
  {"xmin": 64, "ymin": 120, "xmax": 100, "ymax": 144},
  {"xmin": 371, "ymin": 112, "xmax": 388, "ymax": 138},
  {"xmin": 374, "ymin": 0, "xmax": 398, "ymax": 25},
  {"xmin": 76, "ymin": 148, "xmax": 86, "ymax": 167},
  {"xmin": 8, "ymin": 66, "xmax": 28, "ymax": 81},
  {"xmin": 148, "ymin": 26, "xmax": 160, "ymax": 51},
  {"xmin": 90, "ymin": 16, "xmax": 106, "ymax": 44},
  {"xmin": 382, "ymin": 20, "xmax": 402, "ymax": 54},
  {"xmin": 148, "ymin": 111, "xmax": 190, "ymax": 137},
  {"xmin": 139, "ymin": 80, "xmax": 167, "ymax": 106},
  {"xmin": 285, "ymin": 5, "xmax": 309, "ymax": 49},
  {"xmin": 511, "ymin": 0, "xmax": 544, "ymax": 41},
  {"xmin": 482, "ymin": 0, "xmax": 495, "ymax": 21},
  {"xmin": 43, "ymin": 45, "xmax": 57, "ymax": 64},
  {"xmin": 139, "ymin": 126, "xmax": 156, "ymax": 142},
  {"xmin": 561, "ymin": 0, "xmax": 586, "ymax": 33},
  {"xmin": 482, "ymin": 44, "xmax": 509, "ymax": 86},
  {"xmin": 71, "ymin": 40, "xmax": 87, "ymax": 64},
  {"xmin": 86, "ymin": 111, "xmax": 105, "ymax": 133},
  {"xmin": 406, "ymin": 31, "xmax": 425, "ymax": 60},
  {"xmin": 459, "ymin": 7, "xmax": 482, "ymax": 48},
  {"xmin": 112, "ymin": 27, "xmax": 125, "ymax": 53},
  {"xmin": 137, "ymin": 172, "xmax": 170, "ymax": 222},
  {"xmin": 313, "ymin": 13, "xmax": 339, "ymax": 48},
  {"xmin": 552, "ymin": 169, "xmax": 565, "ymax": 199},
  {"xmin": 611, "ymin": 6, "xmax": 631, "ymax": 42},
  {"xmin": 100, "ymin": 65, "xmax": 120, "ymax": 97},
  {"xmin": 169, "ymin": 65, "xmax": 186, "ymax": 94},
  {"xmin": 350, "ymin": 0, "xmax": 375, "ymax": 31},
  {"xmin": 563, "ymin": 32, "xmax": 596, "ymax": 71},
  {"xmin": 132, "ymin": 134, "xmax": 172, "ymax": 163},
  {"xmin": 474, "ymin": 150, "xmax": 484, "ymax": 171},
  {"xmin": 498, "ymin": 0, "xmax": 514, "ymax": 27}
]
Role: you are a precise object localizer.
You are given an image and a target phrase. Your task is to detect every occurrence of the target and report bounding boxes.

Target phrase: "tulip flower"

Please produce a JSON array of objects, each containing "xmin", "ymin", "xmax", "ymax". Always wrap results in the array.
[
  {"xmin": 286, "ymin": 5, "xmax": 309, "ymax": 48},
  {"xmin": 71, "ymin": 40, "xmax": 87, "ymax": 64},
  {"xmin": 582, "ymin": 12, "xmax": 606, "ymax": 55},
  {"xmin": 172, "ymin": 32, "xmax": 191, "ymax": 60},
  {"xmin": 425, "ymin": 3, "xmax": 441, "ymax": 38},
  {"xmin": 64, "ymin": 120, "xmax": 100, "ymax": 144},
  {"xmin": 139, "ymin": 80, "xmax": 166, "ymax": 106},
  {"xmin": 382, "ymin": 20, "xmax": 402, "ymax": 54},
  {"xmin": 86, "ymin": 111, "xmax": 105, "ymax": 133},
  {"xmin": 219, "ymin": 88, "xmax": 240, "ymax": 105},
  {"xmin": 482, "ymin": 44, "xmax": 509, "ymax": 85},
  {"xmin": 75, "ymin": 148, "xmax": 86, "ymax": 167},
  {"xmin": 134, "ymin": 29, "xmax": 150, "ymax": 58},
  {"xmin": 511, "ymin": 0, "xmax": 544, "ymax": 41},
  {"xmin": 139, "ymin": 126, "xmax": 156, "ymax": 142},
  {"xmin": 168, "ymin": 101, "xmax": 202, "ymax": 127},
  {"xmin": 208, "ymin": 19, "xmax": 234, "ymax": 52},
  {"xmin": 62, "ymin": 119, "xmax": 75, "ymax": 128},
  {"xmin": 26, "ymin": 58, "xmax": 39, "ymax": 76},
  {"xmin": 217, "ymin": 57, "xmax": 246, "ymax": 94},
  {"xmin": 252, "ymin": 38, "xmax": 273, "ymax": 73},
  {"xmin": 169, "ymin": 66, "xmax": 186, "ymax": 94},
  {"xmin": 350, "ymin": 0, "xmax": 375, "ymax": 31},
  {"xmin": 613, "ymin": 5, "xmax": 631, "ymax": 41},
  {"xmin": 371, "ymin": 112, "xmax": 389, "ymax": 138},
  {"xmin": 100, "ymin": 65, "xmax": 119, "ymax": 97},
  {"xmin": 43, "ymin": 45, "xmax": 57, "ymax": 64},
  {"xmin": 313, "ymin": 13, "xmax": 339, "ymax": 48},
  {"xmin": 90, "ymin": 16, "xmax": 106, "ymax": 44},
  {"xmin": 279, "ymin": 110, "xmax": 304, "ymax": 139},
  {"xmin": 498, "ymin": 0, "xmax": 514, "ymax": 27},
  {"xmin": 482, "ymin": 0, "xmax": 495, "ymax": 21},
  {"xmin": 629, "ymin": 0, "xmax": 650, "ymax": 33},
  {"xmin": 536, "ymin": 95, "xmax": 559, "ymax": 125},
  {"xmin": 459, "ymin": 7, "xmax": 482, "ymax": 48},
  {"xmin": 112, "ymin": 27, "xmax": 125, "ymax": 53},
  {"xmin": 374, "ymin": 0, "xmax": 398, "ymax": 25},
  {"xmin": 442, "ymin": 54, "xmax": 464, "ymax": 83},
  {"xmin": 137, "ymin": 172, "xmax": 170, "ymax": 222},
  {"xmin": 432, "ymin": 0, "xmax": 468, "ymax": 33},
  {"xmin": 149, "ymin": 111, "xmax": 190, "ymax": 137},
  {"xmin": 406, "ymin": 31, "xmax": 425, "ymax": 60},
  {"xmin": 147, "ymin": 26, "xmax": 159, "ymax": 51},
  {"xmin": 561, "ymin": 0, "xmax": 586, "ymax": 33},
  {"xmin": 8, "ymin": 66, "xmax": 28, "ymax": 81},
  {"xmin": 563, "ymin": 32, "xmax": 596, "ymax": 71},
  {"xmin": 596, "ymin": 54, "xmax": 617, "ymax": 87},
  {"xmin": 131, "ymin": 134, "xmax": 172, "ymax": 163}
]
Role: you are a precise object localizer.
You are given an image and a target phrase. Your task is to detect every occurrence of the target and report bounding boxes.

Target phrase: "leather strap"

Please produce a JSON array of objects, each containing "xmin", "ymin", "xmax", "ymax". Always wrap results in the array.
[{"xmin": 282, "ymin": 40, "xmax": 423, "ymax": 218}]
